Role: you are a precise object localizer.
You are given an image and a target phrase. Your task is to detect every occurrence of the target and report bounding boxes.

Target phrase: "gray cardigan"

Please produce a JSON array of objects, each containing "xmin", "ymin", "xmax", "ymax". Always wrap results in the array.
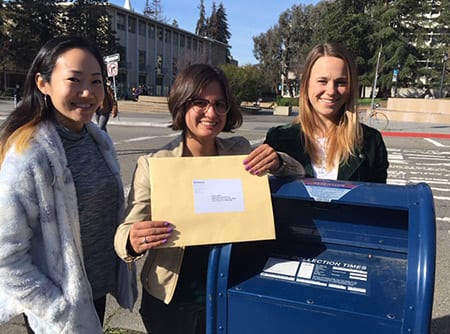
[{"xmin": 0, "ymin": 121, "xmax": 136, "ymax": 333}]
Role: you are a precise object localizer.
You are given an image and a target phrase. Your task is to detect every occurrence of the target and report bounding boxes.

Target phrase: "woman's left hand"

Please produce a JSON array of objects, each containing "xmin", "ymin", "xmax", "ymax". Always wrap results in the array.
[{"xmin": 243, "ymin": 144, "xmax": 281, "ymax": 176}]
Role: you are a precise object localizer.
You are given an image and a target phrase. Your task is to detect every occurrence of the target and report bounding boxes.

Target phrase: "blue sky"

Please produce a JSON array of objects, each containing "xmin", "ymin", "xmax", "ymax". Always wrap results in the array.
[{"xmin": 110, "ymin": 0, "xmax": 319, "ymax": 65}]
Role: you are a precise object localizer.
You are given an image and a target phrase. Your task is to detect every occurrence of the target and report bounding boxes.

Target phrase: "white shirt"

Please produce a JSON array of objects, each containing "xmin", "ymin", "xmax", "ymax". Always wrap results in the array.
[{"xmin": 312, "ymin": 137, "xmax": 338, "ymax": 180}]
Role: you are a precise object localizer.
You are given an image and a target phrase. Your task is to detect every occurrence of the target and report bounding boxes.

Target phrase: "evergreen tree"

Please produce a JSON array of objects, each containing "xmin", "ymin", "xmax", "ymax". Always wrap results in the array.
[
  {"xmin": 4, "ymin": 0, "xmax": 61, "ymax": 74},
  {"xmin": 195, "ymin": 0, "xmax": 207, "ymax": 36},
  {"xmin": 317, "ymin": 0, "xmax": 374, "ymax": 87},
  {"xmin": 368, "ymin": 0, "xmax": 425, "ymax": 97},
  {"xmin": 146, "ymin": 0, "xmax": 166, "ymax": 22},
  {"xmin": 215, "ymin": 3, "xmax": 230, "ymax": 44},
  {"xmin": 0, "ymin": 0, "xmax": 9, "ymax": 90},
  {"xmin": 64, "ymin": 0, "xmax": 119, "ymax": 56},
  {"xmin": 206, "ymin": 2, "xmax": 219, "ymax": 40}
]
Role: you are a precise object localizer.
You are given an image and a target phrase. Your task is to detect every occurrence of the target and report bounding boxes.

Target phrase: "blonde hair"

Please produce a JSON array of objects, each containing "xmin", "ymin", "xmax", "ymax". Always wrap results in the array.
[
  {"xmin": 297, "ymin": 42, "xmax": 362, "ymax": 170},
  {"xmin": 0, "ymin": 122, "xmax": 36, "ymax": 165}
]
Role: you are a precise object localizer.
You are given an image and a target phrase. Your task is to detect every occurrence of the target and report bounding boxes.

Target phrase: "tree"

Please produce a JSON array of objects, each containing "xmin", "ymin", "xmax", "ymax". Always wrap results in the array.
[
  {"xmin": 0, "ymin": 0, "xmax": 9, "ymax": 90},
  {"xmin": 205, "ymin": 1, "xmax": 230, "ymax": 44},
  {"xmin": 206, "ymin": 2, "xmax": 219, "ymax": 40},
  {"xmin": 317, "ymin": 0, "xmax": 374, "ymax": 87},
  {"xmin": 277, "ymin": 5, "xmax": 316, "ymax": 97},
  {"xmin": 254, "ymin": 4, "xmax": 317, "ymax": 96},
  {"xmin": 64, "ymin": 0, "xmax": 119, "ymax": 57},
  {"xmin": 195, "ymin": 0, "xmax": 207, "ymax": 36},
  {"xmin": 145, "ymin": 0, "xmax": 165, "ymax": 22},
  {"xmin": 214, "ymin": 3, "xmax": 231, "ymax": 44},
  {"xmin": 366, "ymin": 0, "xmax": 425, "ymax": 97},
  {"xmin": 4, "ymin": 0, "xmax": 61, "ymax": 75},
  {"xmin": 219, "ymin": 63, "xmax": 270, "ymax": 105},
  {"xmin": 202, "ymin": 1, "xmax": 231, "ymax": 62},
  {"xmin": 253, "ymin": 26, "xmax": 283, "ymax": 95}
]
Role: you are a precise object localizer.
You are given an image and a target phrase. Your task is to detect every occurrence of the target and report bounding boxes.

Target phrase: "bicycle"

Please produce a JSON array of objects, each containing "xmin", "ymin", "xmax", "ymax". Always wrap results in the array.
[{"xmin": 358, "ymin": 103, "xmax": 389, "ymax": 130}]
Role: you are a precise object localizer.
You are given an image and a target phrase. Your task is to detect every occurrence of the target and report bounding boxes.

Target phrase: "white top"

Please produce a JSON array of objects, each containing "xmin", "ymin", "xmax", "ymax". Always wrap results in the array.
[{"xmin": 312, "ymin": 137, "xmax": 338, "ymax": 180}]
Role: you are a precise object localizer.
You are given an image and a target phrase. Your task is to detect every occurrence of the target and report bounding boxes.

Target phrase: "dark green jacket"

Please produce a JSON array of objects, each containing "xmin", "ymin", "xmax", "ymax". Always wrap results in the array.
[{"xmin": 265, "ymin": 123, "xmax": 389, "ymax": 183}]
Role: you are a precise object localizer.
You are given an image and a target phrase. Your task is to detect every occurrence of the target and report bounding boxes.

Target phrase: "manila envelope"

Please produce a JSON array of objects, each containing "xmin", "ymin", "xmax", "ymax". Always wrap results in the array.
[{"xmin": 148, "ymin": 155, "xmax": 275, "ymax": 247}]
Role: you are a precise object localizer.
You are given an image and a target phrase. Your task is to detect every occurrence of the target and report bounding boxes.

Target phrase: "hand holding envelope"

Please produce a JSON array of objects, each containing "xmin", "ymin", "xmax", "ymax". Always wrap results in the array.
[{"xmin": 149, "ymin": 155, "xmax": 276, "ymax": 247}]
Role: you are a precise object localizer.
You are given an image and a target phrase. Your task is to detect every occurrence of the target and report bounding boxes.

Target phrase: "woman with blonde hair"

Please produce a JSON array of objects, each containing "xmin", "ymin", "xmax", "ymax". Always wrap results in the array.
[{"xmin": 265, "ymin": 42, "xmax": 388, "ymax": 182}]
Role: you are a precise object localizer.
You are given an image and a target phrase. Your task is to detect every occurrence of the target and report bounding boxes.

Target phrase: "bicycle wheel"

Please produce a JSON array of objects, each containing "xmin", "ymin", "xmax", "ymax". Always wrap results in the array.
[{"xmin": 367, "ymin": 111, "xmax": 389, "ymax": 130}]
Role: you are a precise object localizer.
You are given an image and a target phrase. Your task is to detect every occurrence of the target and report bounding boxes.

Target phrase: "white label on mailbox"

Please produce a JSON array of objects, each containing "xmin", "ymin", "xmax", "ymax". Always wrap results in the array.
[
  {"xmin": 302, "ymin": 179, "xmax": 358, "ymax": 202},
  {"xmin": 261, "ymin": 257, "xmax": 369, "ymax": 295},
  {"xmin": 260, "ymin": 257, "xmax": 298, "ymax": 281}
]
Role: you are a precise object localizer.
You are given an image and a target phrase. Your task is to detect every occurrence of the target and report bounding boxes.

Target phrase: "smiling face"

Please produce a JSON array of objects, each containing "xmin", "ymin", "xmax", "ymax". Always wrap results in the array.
[
  {"xmin": 36, "ymin": 47, "xmax": 104, "ymax": 132},
  {"xmin": 184, "ymin": 80, "xmax": 227, "ymax": 143},
  {"xmin": 307, "ymin": 56, "xmax": 349, "ymax": 125}
]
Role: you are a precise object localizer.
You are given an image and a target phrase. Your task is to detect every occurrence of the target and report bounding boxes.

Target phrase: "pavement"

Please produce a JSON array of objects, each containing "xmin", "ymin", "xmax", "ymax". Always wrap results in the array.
[
  {"xmin": 1, "ymin": 99, "xmax": 450, "ymax": 136},
  {"xmin": 0, "ymin": 99, "xmax": 450, "ymax": 333}
]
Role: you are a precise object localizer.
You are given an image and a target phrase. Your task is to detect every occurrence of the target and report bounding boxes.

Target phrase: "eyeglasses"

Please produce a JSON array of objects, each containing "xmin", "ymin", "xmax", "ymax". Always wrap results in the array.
[{"xmin": 187, "ymin": 98, "xmax": 229, "ymax": 114}]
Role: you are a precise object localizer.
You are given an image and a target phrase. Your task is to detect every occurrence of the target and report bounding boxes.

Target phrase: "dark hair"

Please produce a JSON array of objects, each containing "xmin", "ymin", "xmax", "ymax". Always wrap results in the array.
[
  {"xmin": 168, "ymin": 63, "xmax": 242, "ymax": 132},
  {"xmin": 0, "ymin": 35, "xmax": 106, "ymax": 143}
]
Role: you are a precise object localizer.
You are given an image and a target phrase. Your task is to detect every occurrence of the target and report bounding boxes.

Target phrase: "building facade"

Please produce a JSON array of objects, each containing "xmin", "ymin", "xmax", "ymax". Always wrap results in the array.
[{"xmin": 107, "ymin": 3, "xmax": 229, "ymax": 99}]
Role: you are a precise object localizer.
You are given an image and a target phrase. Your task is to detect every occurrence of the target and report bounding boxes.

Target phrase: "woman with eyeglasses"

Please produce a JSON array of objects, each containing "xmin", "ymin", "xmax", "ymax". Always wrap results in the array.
[{"xmin": 114, "ymin": 63, "xmax": 304, "ymax": 334}]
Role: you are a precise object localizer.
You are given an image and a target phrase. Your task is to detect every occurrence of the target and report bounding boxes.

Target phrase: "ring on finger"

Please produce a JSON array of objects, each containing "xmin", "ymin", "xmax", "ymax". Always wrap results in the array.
[{"xmin": 143, "ymin": 236, "xmax": 149, "ymax": 244}]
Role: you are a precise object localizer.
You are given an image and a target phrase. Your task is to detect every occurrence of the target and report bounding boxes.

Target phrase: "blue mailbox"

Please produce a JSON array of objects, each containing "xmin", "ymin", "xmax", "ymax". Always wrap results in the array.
[{"xmin": 206, "ymin": 178, "xmax": 436, "ymax": 334}]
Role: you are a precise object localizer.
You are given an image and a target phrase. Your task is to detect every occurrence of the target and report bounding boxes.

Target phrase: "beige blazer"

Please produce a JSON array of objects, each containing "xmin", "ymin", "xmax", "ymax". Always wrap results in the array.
[{"xmin": 114, "ymin": 134, "xmax": 304, "ymax": 304}]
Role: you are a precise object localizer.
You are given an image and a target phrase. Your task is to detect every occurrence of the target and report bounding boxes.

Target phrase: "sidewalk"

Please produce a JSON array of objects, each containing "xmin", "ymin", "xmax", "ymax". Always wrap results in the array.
[{"xmin": 1, "ymin": 99, "xmax": 450, "ymax": 136}]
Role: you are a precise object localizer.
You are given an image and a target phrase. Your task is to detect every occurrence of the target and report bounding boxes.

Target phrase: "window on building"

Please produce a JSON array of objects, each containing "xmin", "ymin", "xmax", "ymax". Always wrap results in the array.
[
  {"xmin": 139, "ymin": 50, "xmax": 146, "ymax": 72},
  {"xmin": 193, "ymin": 39, "xmax": 198, "ymax": 51},
  {"xmin": 173, "ymin": 32, "xmax": 178, "ymax": 46},
  {"xmin": 158, "ymin": 27, "xmax": 163, "ymax": 41},
  {"xmin": 117, "ymin": 13, "xmax": 125, "ymax": 31},
  {"xmin": 139, "ymin": 20, "xmax": 146, "ymax": 36},
  {"xmin": 129, "ymin": 17, "xmax": 136, "ymax": 34},
  {"xmin": 165, "ymin": 30, "xmax": 171, "ymax": 43},
  {"xmin": 156, "ymin": 54, "xmax": 163, "ymax": 75},
  {"xmin": 187, "ymin": 37, "xmax": 191, "ymax": 50},
  {"xmin": 180, "ymin": 35, "xmax": 185, "ymax": 48},
  {"xmin": 149, "ymin": 25, "xmax": 155, "ymax": 39},
  {"xmin": 172, "ymin": 57, "xmax": 178, "ymax": 78}
]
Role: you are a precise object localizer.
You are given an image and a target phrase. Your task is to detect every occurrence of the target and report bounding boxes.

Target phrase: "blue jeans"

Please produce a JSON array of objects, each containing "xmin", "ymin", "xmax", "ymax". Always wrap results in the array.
[{"xmin": 95, "ymin": 112, "xmax": 110, "ymax": 132}]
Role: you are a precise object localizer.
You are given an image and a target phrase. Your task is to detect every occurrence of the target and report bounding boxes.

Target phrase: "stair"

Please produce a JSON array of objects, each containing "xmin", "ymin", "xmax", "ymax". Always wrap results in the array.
[{"xmin": 118, "ymin": 97, "xmax": 169, "ymax": 113}]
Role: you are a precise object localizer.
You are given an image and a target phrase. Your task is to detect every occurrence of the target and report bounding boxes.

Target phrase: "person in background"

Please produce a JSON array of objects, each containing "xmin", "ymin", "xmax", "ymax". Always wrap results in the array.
[
  {"xmin": 0, "ymin": 35, "xmax": 136, "ymax": 334},
  {"xmin": 14, "ymin": 84, "xmax": 21, "ymax": 107},
  {"xmin": 114, "ymin": 63, "xmax": 304, "ymax": 334},
  {"xmin": 264, "ymin": 42, "xmax": 388, "ymax": 183},
  {"xmin": 95, "ymin": 80, "xmax": 118, "ymax": 132}
]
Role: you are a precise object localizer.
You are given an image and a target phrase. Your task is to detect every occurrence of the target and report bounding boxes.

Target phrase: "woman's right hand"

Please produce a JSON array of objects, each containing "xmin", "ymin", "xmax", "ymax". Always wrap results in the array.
[{"xmin": 129, "ymin": 220, "xmax": 173, "ymax": 254}]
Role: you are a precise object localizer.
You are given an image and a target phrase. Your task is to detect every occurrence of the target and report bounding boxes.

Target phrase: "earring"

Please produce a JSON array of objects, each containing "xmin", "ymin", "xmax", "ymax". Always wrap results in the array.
[{"xmin": 44, "ymin": 94, "xmax": 50, "ymax": 110}]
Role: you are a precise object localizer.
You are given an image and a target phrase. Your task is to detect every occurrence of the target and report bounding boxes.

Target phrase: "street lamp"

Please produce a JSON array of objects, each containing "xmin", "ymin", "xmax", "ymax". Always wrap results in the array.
[{"xmin": 440, "ymin": 53, "xmax": 448, "ymax": 98}]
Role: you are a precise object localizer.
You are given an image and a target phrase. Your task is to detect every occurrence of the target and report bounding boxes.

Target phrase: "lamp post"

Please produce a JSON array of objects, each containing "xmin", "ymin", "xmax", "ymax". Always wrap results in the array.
[
  {"xmin": 371, "ymin": 44, "xmax": 382, "ymax": 110},
  {"xmin": 440, "ymin": 53, "xmax": 448, "ymax": 98}
]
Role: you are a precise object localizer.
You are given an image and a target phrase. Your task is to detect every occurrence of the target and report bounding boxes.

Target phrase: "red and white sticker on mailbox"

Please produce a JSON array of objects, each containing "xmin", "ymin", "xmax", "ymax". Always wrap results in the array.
[{"xmin": 261, "ymin": 257, "xmax": 368, "ymax": 295}]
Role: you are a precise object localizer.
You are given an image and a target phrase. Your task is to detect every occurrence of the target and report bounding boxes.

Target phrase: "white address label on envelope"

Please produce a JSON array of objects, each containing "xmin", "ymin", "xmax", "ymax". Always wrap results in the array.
[{"xmin": 192, "ymin": 178, "xmax": 244, "ymax": 213}]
